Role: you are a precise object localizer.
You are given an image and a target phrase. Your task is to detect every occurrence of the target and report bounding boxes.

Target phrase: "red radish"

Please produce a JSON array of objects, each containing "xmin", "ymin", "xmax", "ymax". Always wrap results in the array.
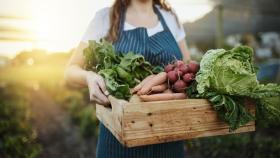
[
  {"xmin": 164, "ymin": 64, "xmax": 174, "ymax": 73},
  {"xmin": 173, "ymin": 80, "xmax": 187, "ymax": 93},
  {"xmin": 175, "ymin": 60, "xmax": 185, "ymax": 67},
  {"xmin": 183, "ymin": 73, "xmax": 194, "ymax": 83},
  {"xmin": 178, "ymin": 64, "xmax": 189, "ymax": 74},
  {"xmin": 177, "ymin": 71, "xmax": 183, "ymax": 77},
  {"xmin": 174, "ymin": 68, "xmax": 183, "ymax": 77},
  {"xmin": 188, "ymin": 61, "xmax": 200, "ymax": 73},
  {"xmin": 167, "ymin": 71, "xmax": 178, "ymax": 83}
]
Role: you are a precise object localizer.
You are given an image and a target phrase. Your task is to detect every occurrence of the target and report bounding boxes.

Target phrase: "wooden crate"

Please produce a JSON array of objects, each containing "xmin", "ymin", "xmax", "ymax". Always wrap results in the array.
[{"xmin": 96, "ymin": 95, "xmax": 255, "ymax": 147}]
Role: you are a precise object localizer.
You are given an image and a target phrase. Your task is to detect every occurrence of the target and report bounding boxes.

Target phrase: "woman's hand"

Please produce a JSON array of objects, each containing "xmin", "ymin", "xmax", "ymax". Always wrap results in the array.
[{"xmin": 86, "ymin": 71, "xmax": 110, "ymax": 106}]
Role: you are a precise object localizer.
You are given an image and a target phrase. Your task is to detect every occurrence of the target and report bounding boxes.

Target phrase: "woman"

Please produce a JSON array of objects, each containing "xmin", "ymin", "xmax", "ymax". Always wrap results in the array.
[{"xmin": 65, "ymin": 0, "xmax": 190, "ymax": 157}]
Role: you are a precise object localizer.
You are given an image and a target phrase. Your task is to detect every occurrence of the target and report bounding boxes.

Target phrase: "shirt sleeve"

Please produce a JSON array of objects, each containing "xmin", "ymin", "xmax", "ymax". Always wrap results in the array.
[
  {"xmin": 174, "ymin": 22, "xmax": 186, "ymax": 42},
  {"xmin": 81, "ymin": 8, "xmax": 110, "ymax": 43}
]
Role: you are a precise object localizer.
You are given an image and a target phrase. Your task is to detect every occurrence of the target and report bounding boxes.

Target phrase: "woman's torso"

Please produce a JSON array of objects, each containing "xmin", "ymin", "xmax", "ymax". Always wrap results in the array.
[{"xmin": 94, "ymin": 5, "xmax": 185, "ymax": 158}]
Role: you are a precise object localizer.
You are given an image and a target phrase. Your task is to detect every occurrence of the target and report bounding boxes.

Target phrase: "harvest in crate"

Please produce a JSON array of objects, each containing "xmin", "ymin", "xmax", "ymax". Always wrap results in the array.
[
  {"xmin": 132, "ymin": 60, "xmax": 200, "ymax": 101},
  {"xmin": 84, "ymin": 39, "xmax": 280, "ymax": 133}
]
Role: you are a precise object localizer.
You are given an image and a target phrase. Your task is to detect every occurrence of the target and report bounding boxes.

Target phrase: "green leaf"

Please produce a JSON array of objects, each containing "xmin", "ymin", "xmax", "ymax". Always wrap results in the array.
[
  {"xmin": 207, "ymin": 93, "xmax": 255, "ymax": 131},
  {"xmin": 249, "ymin": 84, "xmax": 280, "ymax": 99},
  {"xmin": 257, "ymin": 96, "xmax": 280, "ymax": 127},
  {"xmin": 116, "ymin": 67, "xmax": 136, "ymax": 87},
  {"xmin": 152, "ymin": 66, "xmax": 164, "ymax": 74}
]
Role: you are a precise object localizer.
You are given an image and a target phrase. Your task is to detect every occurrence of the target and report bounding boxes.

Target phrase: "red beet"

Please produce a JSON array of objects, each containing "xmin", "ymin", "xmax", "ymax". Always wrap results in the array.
[
  {"xmin": 167, "ymin": 71, "xmax": 178, "ymax": 83},
  {"xmin": 164, "ymin": 64, "xmax": 174, "ymax": 73},
  {"xmin": 173, "ymin": 80, "xmax": 187, "ymax": 93},
  {"xmin": 178, "ymin": 64, "xmax": 189, "ymax": 74},
  {"xmin": 183, "ymin": 73, "xmax": 194, "ymax": 83},
  {"xmin": 188, "ymin": 61, "xmax": 200, "ymax": 73},
  {"xmin": 175, "ymin": 60, "xmax": 185, "ymax": 67},
  {"xmin": 174, "ymin": 68, "xmax": 183, "ymax": 77}
]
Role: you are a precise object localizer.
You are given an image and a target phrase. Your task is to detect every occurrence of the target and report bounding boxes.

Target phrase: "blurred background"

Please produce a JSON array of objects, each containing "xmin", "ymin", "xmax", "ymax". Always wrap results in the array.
[{"xmin": 0, "ymin": 0, "xmax": 279, "ymax": 158}]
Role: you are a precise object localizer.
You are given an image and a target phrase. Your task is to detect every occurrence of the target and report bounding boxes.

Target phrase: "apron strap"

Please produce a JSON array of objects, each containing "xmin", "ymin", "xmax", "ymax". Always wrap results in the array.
[
  {"xmin": 118, "ymin": 3, "xmax": 126, "ymax": 40},
  {"xmin": 153, "ymin": 5, "xmax": 170, "ymax": 32}
]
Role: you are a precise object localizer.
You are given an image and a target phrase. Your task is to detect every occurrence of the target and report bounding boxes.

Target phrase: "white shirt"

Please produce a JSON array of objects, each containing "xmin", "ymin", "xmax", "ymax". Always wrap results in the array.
[{"xmin": 81, "ymin": 5, "xmax": 186, "ymax": 43}]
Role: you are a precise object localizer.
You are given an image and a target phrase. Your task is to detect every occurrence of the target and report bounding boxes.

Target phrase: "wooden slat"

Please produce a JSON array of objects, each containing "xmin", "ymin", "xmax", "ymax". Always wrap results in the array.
[
  {"xmin": 124, "ymin": 124, "xmax": 255, "ymax": 147},
  {"xmin": 124, "ymin": 99, "xmax": 211, "ymax": 113},
  {"xmin": 123, "ymin": 121, "xmax": 255, "ymax": 139}
]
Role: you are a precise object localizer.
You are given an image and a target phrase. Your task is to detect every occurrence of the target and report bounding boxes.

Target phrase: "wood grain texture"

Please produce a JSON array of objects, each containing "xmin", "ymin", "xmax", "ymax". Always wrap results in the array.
[{"xmin": 96, "ymin": 96, "xmax": 256, "ymax": 147}]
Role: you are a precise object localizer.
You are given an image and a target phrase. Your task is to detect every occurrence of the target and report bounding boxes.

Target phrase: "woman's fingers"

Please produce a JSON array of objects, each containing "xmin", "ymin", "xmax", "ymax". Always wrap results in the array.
[
  {"xmin": 92, "ymin": 84, "xmax": 110, "ymax": 105},
  {"xmin": 96, "ymin": 76, "xmax": 109, "ymax": 96},
  {"xmin": 88, "ymin": 82, "xmax": 95, "ymax": 101},
  {"xmin": 90, "ymin": 90, "xmax": 110, "ymax": 106},
  {"xmin": 90, "ymin": 95, "xmax": 103, "ymax": 105},
  {"xmin": 86, "ymin": 72, "xmax": 110, "ymax": 106}
]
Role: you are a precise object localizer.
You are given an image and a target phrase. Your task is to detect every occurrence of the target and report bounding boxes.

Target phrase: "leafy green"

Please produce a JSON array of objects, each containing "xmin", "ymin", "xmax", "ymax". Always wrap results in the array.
[
  {"xmin": 194, "ymin": 46, "xmax": 280, "ymax": 130},
  {"xmin": 152, "ymin": 66, "xmax": 164, "ymax": 74},
  {"xmin": 206, "ymin": 93, "xmax": 255, "ymax": 131},
  {"xmin": 83, "ymin": 39, "xmax": 154, "ymax": 100},
  {"xmin": 249, "ymin": 83, "xmax": 280, "ymax": 99},
  {"xmin": 84, "ymin": 40, "xmax": 120, "ymax": 71},
  {"xmin": 186, "ymin": 82, "xmax": 255, "ymax": 131},
  {"xmin": 98, "ymin": 69, "xmax": 131, "ymax": 99},
  {"xmin": 196, "ymin": 46, "xmax": 258, "ymax": 96},
  {"xmin": 257, "ymin": 96, "xmax": 280, "ymax": 127}
]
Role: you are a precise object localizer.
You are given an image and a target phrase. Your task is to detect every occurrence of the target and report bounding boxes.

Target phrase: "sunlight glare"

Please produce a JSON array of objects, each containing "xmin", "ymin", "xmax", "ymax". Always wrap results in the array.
[{"xmin": 27, "ymin": 57, "xmax": 34, "ymax": 66}]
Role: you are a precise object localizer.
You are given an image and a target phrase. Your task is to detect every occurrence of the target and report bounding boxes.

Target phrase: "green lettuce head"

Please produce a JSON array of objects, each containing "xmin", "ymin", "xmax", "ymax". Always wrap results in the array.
[{"xmin": 196, "ymin": 46, "xmax": 258, "ymax": 96}]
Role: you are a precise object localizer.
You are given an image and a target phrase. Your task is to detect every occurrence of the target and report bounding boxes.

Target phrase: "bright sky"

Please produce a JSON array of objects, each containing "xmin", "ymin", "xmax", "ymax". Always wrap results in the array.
[{"xmin": 0, "ymin": 0, "xmax": 213, "ymax": 58}]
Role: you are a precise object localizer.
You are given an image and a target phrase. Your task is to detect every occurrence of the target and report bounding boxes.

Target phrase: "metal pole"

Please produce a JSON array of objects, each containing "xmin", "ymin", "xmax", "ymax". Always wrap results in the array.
[{"xmin": 216, "ymin": 5, "xmax": 224, "ymax": 48}]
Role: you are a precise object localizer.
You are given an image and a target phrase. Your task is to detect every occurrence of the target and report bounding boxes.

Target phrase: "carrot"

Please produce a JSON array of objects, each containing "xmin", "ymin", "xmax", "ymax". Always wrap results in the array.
[
  {"xmin": 132, "ymin": 75, "xmax": 155, "ymax": 93},
  {"xmin": 138, "ymin": 72, "xmax": 167, "ymax": 95},
  {"xmin": 150, "ymin": 83, "xmax": 168, "ymax": 93},
  {"xmin": 129, "ymin": 94, "xmax": 141, "ymax": 103},
  {"xmin": 139, "ymin": 93, "xmax": 187, "ymax": 102}
]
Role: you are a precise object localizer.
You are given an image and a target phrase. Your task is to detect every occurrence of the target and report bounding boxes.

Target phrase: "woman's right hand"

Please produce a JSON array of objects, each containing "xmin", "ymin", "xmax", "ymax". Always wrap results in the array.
[{"xmin": 86, "ymin": 71, "xmax": 110, "ymax": 106}]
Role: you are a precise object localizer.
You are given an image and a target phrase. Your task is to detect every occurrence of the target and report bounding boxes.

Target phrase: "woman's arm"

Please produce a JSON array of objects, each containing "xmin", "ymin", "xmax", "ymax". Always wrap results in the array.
[
  {"xmin": 64, "ymin": 41, "xmax": 110, "ymax": 105},
  {"xmin": 64, "ymin": 42, "xmax": 89, "ymax": 87},
  {"xmin": 178, "ymin": 39, "xmax": 191, "ymax": 63}
]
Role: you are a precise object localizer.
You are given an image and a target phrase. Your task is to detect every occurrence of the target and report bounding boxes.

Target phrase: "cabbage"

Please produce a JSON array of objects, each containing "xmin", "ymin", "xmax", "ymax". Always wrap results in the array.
[
  {"xmin": 197, "ymin": 46, "xmax": 257, "ymax": 95},
  {"xmin": 195, "ymin": 46, "xmax": 280, "ymax": 130}
]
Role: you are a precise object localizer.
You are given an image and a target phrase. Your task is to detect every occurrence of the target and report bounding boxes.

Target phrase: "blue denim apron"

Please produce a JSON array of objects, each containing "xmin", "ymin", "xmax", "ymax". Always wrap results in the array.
[{"xmin": 96, "ymin": 5, "xmax": 184, "ymax": 158}]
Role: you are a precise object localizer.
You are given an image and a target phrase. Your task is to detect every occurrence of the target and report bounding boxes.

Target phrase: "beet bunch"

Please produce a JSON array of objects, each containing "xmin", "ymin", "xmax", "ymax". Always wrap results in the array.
[{"xmin": 164, "ymin": 60, "xmax": 200, "ymax": 93}]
